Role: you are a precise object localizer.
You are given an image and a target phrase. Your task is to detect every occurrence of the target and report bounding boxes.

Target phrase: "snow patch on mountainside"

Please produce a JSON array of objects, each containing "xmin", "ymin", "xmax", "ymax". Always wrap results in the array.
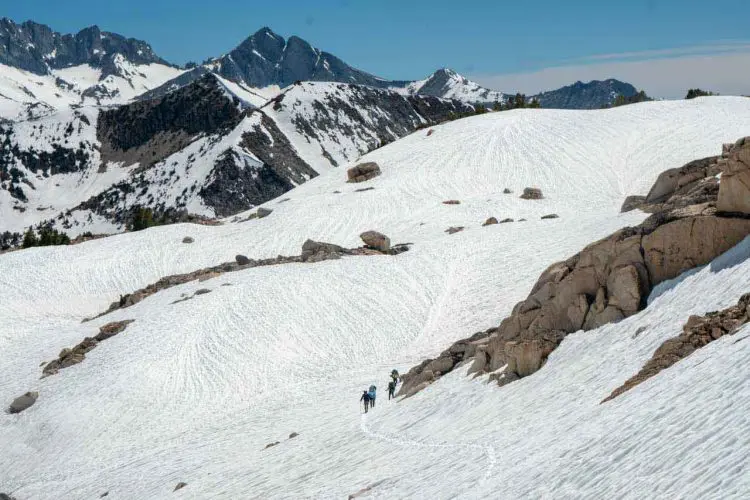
[
  {"xmin": 0, "ymin": 107, "xmax": 138, "ymax": 233},
  {"xmin": 0, "ymin": 60, "xmax": 184, "ymax": 121}
]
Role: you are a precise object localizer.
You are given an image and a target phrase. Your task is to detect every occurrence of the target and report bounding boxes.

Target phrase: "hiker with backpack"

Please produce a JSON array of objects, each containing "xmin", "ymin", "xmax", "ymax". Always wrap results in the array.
[
  {"xmin": 390, "ymin": 369, "xmax": 400, "ymax": 385},
  {"xmin": 368, "ymin": 385, "xmax": 377, "ymax": 408},
  {"xmin": 388, "ymin": 380, "xmax": 397, "ymax": 400},
  {"xmin": 360, "ymin": 390, "xmax": 371, "ymax": 413}
]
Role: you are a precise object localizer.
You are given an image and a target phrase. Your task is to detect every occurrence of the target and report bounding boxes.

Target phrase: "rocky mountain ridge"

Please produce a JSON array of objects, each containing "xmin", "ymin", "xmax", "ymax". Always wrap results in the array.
[
  {"xmin": 0, "ymin": 18, "xmax": 168, "ymax": 76},
  {"xmin": 533, "ymin": 79, "xmax": 639, "ymax": 109}
]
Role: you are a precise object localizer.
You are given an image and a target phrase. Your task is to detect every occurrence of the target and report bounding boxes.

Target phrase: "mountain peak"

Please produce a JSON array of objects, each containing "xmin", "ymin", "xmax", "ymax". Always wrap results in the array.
[
  {"xmin": 0, "ymin": 18, "xmax": 169, "ymax": 75},
  {"xmin": 436, "ymin": 67, "xmax": 458, "ymax": 77}
]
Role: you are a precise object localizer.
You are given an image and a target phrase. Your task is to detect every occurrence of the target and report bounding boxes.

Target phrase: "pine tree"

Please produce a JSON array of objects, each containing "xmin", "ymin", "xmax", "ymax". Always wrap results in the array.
[
  {"xmin": 492, "ymin": 100, "xmax": 502, "ymax": 112},
  {"xmin": 514, "ymin": 93, "xmax": 526, "ymax": 109},
  {"xmin": 474, "ymin": 103, "xmax": 488, "ymax": 115},
  {"xmin": 22, "ymin": 229, "xmax": 38, "ymax": 248},
  {"xmin": 528, "ymin": 98, "xmax": 541, "ymax": 108},
  {"xmin": 686, "ymin": 88, "xmax": 714, "ymax": 99},
  {"xmin": 131, "ymin": 207, "xmax": 156, "ymax": 231}
]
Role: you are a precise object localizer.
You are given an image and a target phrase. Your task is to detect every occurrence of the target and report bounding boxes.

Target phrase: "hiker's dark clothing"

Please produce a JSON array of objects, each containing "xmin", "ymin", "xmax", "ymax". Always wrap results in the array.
[{"xmin": 360, "ymin": 392, "xmax": 371, "ymax": 412}]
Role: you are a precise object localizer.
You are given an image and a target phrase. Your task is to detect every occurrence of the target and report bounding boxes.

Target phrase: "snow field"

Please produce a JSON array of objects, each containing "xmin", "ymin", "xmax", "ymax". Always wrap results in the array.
[{"xmin": 2, "ymin": 97, "xmax": 750, "ymax": 498}]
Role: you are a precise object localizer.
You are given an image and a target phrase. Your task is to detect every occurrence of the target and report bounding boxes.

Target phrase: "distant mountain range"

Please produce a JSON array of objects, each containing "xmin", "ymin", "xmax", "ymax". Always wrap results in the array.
[
  {"xmin": 0, "ymin": 19, "xmax": 640, "ymax": 116},
  {"xmin": 534, "ymin": 79, "xmax": 639, "ymax": 109},
  {"xmin": 0, "ymin": 18, "xmax": 646, "ymax": 245}
]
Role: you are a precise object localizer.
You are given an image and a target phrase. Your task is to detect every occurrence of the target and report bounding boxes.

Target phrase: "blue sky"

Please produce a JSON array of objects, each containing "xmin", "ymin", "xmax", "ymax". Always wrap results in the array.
[{"xmin": 5, "ymin": 0, "xmax": 750, "ymax": 96}]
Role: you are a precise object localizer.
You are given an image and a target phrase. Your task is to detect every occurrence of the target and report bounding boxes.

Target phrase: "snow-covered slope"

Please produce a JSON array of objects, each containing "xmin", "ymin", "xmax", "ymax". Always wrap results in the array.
[
  {"xmin": 0, "ymin": 77, "xmax": 471, "ymax": 239},
  {"xmin": 2, "ymin": 97, "xmax": 750, "ymax": 498},
  {"xmin": 263, "ymin": 81, "xmax": 473, "ymax": 171},
  {"xmin": 396, "ymin": 68, "xmax": 507, "ymax": 105},
  {"xmin": 0, "ymin": 60, "xmax": 185, "ymax": 121}
]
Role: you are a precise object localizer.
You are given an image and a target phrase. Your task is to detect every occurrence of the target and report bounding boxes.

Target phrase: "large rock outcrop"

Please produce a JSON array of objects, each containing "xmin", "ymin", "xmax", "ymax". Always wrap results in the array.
[
  {"xmin": 717, "ymin": 137, "xmax": 750, "ymax": 215},
  {"xmin": 399, "ymin": 138, "xmax": 750, "ymax": 397}
]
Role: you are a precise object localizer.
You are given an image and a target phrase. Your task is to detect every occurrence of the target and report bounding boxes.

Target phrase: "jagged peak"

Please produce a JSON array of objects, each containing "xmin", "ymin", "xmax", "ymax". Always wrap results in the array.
[
  {"xmin": 254, "ymin": 26, "xmax": 281, "ymax": 38},
  {"xmin": 435, "ymin": 67, "xmax": 458, "ymax": 77}
]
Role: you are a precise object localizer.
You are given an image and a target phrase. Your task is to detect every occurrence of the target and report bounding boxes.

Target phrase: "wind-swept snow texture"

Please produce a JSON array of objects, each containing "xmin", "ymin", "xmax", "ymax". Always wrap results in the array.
[{"xmin": 2, "ymin": 97, "xmax": 750, "ymax": 499}]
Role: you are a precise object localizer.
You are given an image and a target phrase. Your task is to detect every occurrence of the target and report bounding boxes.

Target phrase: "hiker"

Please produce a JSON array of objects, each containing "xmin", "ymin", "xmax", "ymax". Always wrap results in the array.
[
  {"xmin": 360, "ymin": 390, "xmax": 371, "ymax": 413},
  {"xmin": 368, "ymin": 385, "xmax": 377, "ymax": 408},
  {"xmin": 390, "ymin": 369, "xmax": 400, "ymax": 385},
  {"xmin": 388, "ymin": 380, "xmax": 396, "ymax": 400}
]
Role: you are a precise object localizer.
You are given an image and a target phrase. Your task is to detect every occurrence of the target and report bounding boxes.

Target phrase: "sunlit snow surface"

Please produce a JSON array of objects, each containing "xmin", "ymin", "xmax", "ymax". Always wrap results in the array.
[
  {"xmin": 0, "ymin": 62, "xmax": 185, "ymax": 121},
  {"xmin": 2, "ymin": 98, "xmax": 750, "ymax": 499}
]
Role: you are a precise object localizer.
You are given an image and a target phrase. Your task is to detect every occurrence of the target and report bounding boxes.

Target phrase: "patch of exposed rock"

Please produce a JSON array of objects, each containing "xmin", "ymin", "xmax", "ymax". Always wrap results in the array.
[
  {"xmin": 604, "ymin": 293, "xmax": 750, "ymax": 402},
  {"xmin": 399, "ymin": 139, "xmax": 750, "ymax": 397},
  {"xmin": 483, "ymin": 217, "xmax": 498, "ymax": 226},
  {"xmin": 442, "ymin": 200, "xmax": 460, "ymax": 205},
  {"xmin": 8, "ymin": 391, "xmax": 38, "ymax": 414},
  {"xmin": 173, "ymin": 482, "xmax": 187, "ymax": 492},
  {"xmin": 347, "ymin": 162, "xmax": 381, "ymax": 183},
  {"xmin": 97, "ymin": 74, "xmax": 244, "ymax": 168},
  {"xmin": 360, "ymin": 231, "xmax": 390, "ymax": 252},
  {"xmin": 43, "ymin": 320, "xmax": 135, "ymax": 376},
  {"xmin": 257, "ymin": 207, "xmax": 273, "ymax": 219},
  {"xmin": 445, "ymin": 226, "xmax": 464, "ymax": 235},
  {"xmin": 541, "ymin": 213, "xmax": 559, "ymax": 219},
  {"xmin": 520, "ymin": 187, "xmax": 543, "ymax": 200},
  {"xmin": 87, "ymin": 236, "xmax": 410, "ymax": 320},
  {"xmin": 620, "ymin": 195, "xmax": 646, "ymax": 213}
]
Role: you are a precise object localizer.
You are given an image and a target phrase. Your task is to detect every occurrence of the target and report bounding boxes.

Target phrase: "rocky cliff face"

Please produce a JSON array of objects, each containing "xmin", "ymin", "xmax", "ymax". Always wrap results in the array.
[
  {"xmin": 398, "ymin": 138, "xmax": 750, "ymax": 398},
  {"xmin": 717, "ymin": 137, "xmax": 750, "ymax": 215},
  {"xmin": 97, "ymin": 73, "xmax": 247, "ymax": 168},
  {"xmin": 0, "ymin": 18, "xmax": 168, "ymax": 76}
]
